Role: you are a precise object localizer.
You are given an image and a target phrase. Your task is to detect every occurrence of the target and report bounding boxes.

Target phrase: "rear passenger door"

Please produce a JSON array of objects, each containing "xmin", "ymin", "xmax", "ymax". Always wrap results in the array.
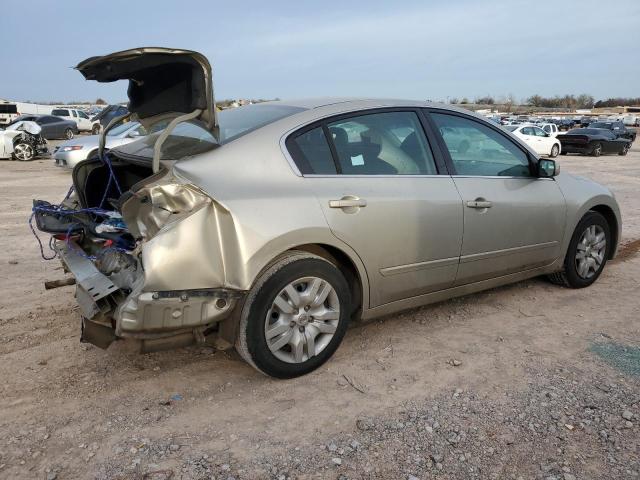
[
  {"xmin": 425, "ymin": 110, "xmax": 566, "ymax": 285},
  {"xmin": 286, "ymin": 109, "xmax": 463, "ymax": 307}
]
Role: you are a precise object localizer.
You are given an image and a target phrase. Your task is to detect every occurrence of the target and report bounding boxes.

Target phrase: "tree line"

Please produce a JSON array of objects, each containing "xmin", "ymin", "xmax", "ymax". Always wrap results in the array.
[{"xmin": 449, "ymin": 95, "xmax": 640, "ymax": 109}]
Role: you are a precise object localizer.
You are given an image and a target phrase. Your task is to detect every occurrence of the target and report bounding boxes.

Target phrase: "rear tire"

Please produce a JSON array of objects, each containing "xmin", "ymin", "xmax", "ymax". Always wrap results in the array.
[
  {"xmin": 547, "ymin": 211, "xmax": 610, "ymax": 288},
  {"xmin": 236, "ymin": 251, "xmax": 351, "ymax": 378},
  {"xmin": 591, "ymin": 142, "xmax": 602, "ymax": 157},
  {"xmin": 91, "ymin": 124, "xmax": 101, "ymax": 135}
]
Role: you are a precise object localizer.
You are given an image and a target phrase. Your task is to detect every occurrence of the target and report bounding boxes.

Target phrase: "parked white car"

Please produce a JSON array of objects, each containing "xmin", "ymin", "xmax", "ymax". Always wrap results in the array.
[
  {"xmin": 540, "ymin": 123, "xmax": 559, "ymax": 137},
  {"xmin": 51, "ymin": 108, "xmax": 101, "ymax": 134},
  {"xmin": 504, "ymin": 124, "xmax": 561, "ymax": 157}
]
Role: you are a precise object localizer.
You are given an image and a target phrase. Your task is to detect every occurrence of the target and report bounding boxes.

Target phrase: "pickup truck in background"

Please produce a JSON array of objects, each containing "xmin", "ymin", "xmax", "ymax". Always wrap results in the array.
[{"xmin": 51, "ymin": 108, "xmax": 101, "ymax": 134}]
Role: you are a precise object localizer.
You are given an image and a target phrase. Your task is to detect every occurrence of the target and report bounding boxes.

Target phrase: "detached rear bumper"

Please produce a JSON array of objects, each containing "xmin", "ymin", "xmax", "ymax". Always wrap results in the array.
[{"xmin": 55, "ymin": 240, "xmax": 242, "ymax": 349}]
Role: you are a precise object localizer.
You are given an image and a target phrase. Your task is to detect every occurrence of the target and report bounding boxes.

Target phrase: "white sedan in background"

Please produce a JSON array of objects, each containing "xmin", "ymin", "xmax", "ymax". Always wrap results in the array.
[{"xmin": 504, "ymin": 124, "xmax": 561, "ymax": 157}]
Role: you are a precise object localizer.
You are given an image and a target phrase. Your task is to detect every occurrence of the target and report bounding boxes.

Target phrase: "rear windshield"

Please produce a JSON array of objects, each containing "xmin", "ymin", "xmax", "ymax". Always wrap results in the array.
[
  {"xmin": 218, "ymin": 103, "xmax": 306, "ymax": 143},
  {"xmin": 114, "ymin": 103, "xmax": 306, "ymax": 161}
]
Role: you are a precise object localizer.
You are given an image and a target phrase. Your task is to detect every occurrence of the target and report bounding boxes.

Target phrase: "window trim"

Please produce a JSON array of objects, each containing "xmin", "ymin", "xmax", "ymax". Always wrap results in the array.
[
  {"xmin": 284, "ymin": 107, "xmax": 446, "ymax": 177},
  {"xmin": 422, "ymin": 108, "xmax": 537, "ymax": 178}
]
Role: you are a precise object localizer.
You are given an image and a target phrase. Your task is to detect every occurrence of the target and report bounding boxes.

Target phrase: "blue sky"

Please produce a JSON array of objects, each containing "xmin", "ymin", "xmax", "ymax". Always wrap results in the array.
[{"xmin": 2, "ymin": 0, "xmax": 639, "ymax": 104}]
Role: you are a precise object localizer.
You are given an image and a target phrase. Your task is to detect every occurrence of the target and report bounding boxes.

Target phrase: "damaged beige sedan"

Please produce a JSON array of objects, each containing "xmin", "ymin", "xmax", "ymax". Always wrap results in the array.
[{"xmin": 33, "ymin": 48, "xmax": 621, "ymax": 378}]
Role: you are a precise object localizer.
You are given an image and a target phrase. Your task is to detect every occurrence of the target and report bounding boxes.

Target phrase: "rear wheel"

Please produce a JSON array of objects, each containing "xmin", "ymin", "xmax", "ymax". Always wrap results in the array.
[
  {"xmin": 64, "ymin": 128, "xmax": 74, "ymax": 140},
  {"xmin": 236, "ymin": 251, "xmax": 351, "ymax": 378},
  {"xmin": 91, "ymin": 124, "xmax": 101, "ymax": 135},
  {"xmin": 547, "ymin": 211, "xmax": 610, "ymax": 288},
  {"xmin": 550, "ymin": 144, "xmax": 559, "ymax": 158},
  {"xmin": 12, "ymin": 142, "xmax": 34, "ymax": 161},
  {"xmin": 591, "ymin": 142, "xmax": 602, "ymax": 157}
]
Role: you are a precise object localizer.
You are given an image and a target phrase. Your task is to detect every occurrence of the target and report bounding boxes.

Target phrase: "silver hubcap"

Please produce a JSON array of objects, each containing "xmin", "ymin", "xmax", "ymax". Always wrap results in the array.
[
  {"xmin": 14, "ymin": 143, "xmax": 33, "ymax": 160},
  {"xmin": 575, "ymin": 225, "xmax": 606, "ymax": 279},
  {"xmin": 265, "ymin": 276, "xmax": 340, "ymax": 363}
]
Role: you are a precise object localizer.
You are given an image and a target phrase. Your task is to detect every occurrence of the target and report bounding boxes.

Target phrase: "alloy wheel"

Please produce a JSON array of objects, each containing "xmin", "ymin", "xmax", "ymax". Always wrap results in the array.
[
  {"xmin": 265, "ymin": 276, "xmax": 340, "ymax": 363},
  {"xmin": 14, "ymin": 143, "xmax": 34, "ymax": 161},
  {"xmin": 575, "ymin": 225, "xmax": 606, "ymax": 279}
]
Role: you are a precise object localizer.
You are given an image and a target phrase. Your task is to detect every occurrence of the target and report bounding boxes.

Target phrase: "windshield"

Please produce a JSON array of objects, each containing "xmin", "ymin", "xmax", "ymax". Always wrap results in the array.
[
  {"xmin": 107, "ymin": 122, "xmax": 137, "ymax": 136},
  {"xmin": 218, "ymin": 103, "xmax": 306, "ymax": 143}
]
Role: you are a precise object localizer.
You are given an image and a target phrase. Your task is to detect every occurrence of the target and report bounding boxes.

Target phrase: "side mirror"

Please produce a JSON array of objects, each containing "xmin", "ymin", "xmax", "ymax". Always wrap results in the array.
[{"xmin": 538, "ymin": 158, "xmax": 560, "ymax": 177}]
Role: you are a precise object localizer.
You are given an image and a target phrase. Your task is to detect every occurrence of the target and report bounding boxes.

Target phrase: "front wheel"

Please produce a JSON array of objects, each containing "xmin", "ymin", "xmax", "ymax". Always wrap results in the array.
[
  {"xmin": 91, "ymin": 124, "xmax": 101, "ymax": 135},
  {"xmin": 236, "ymin": 251, "xmax": 351, "ymax": 378},
  {"xmin": 550, "ymin": 144, "xmax": 559, "ymax": 158},
  {"xmin": 547, "ymin": 211, "xmax": 610, "ymax": 288},
  {"xmin": 618, "ymin": 143, "xmax": 630, "ymax": 156},
  {"xmin": 12, "ymin": 142, "xmax": 34, "ymax": 161},
  {"xmin": 64, "ymin": 128, "xmax": 74, "ymax": 140},
  {"xmin": 591, "ymin": 142, "xmax": 602, "ymax": 157}
]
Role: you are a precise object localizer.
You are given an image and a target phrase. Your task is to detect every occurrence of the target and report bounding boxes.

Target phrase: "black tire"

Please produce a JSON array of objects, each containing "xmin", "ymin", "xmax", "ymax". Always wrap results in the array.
[
  {"xmin": 618, "ymin": 143, "xmax": 630, "ymax": 156},
  {"xmin": 547, "ymin": 211, "xmax": 611, "ymax": 288},
  {"xmin": 91, "ymin": 124, "xmax": 101, "ymax": 135},
  {"xmin": 550, "ymin": 144, "xmax": 559, "ymax": 158},
  {"xmin": 236, "ymin": 251, "xmax": 351, "ymax": 378},
  {"xmin": 64, "ymin": 128, "xmax": 74, "ymax": 140},
  {"xmin": 591, "ymin": 142, "xmax": 602, "ymax": 157},
  {"xmin": 12, "ymin": 142, "xmax": 34, "ymax": 161}
]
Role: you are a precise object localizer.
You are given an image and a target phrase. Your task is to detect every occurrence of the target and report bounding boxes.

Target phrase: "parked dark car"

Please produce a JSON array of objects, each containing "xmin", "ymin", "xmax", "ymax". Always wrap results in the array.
[
  {"xmin": 588, "ymin": 121, "xmax": 636, "ymax": 142},
  {"xmin": 557, "ymin": 119, "xmax": 576, "ymax": 131},
  {"xmin": 7, "ymin": 114, "xmax": 79, "ymax": 140},
  {"xmin": 557, "ymin": 128, "xmax": 632, "ymax": 157},
  {"xmin": 91, "ymin": 104, "xmax": 129, "ymax": 128}
]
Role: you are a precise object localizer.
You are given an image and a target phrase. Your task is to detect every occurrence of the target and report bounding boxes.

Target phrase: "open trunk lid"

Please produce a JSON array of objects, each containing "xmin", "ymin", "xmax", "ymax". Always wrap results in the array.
[{"xmin": 76, "ymin": 47, "xmax": 218, "ymax": 136}]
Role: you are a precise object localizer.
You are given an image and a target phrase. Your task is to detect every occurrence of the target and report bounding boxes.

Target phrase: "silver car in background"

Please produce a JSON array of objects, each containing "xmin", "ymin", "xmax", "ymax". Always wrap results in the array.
[
  {"xmin": 35, "ymin": 48, "xmax": 621, "ymax": 379},
  {"xmin": 53, "ymin": 122, "xmax": 146, "ymax": 169}
]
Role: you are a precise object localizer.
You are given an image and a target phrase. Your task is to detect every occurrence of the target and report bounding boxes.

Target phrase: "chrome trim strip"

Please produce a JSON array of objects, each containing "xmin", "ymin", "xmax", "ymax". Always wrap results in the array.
[
  {"xmin": 380, "ymin": 256, "xmax": 460, "ymax": 277},
  {"xmin": 460, "ymin": 241, "xmax": 558, "ymax": 264}
]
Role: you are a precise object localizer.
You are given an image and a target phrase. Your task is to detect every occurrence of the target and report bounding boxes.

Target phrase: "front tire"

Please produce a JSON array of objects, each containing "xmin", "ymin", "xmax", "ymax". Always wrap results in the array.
[
  {"xmin": 618, "ymin": 143, "xmax": 630, "ymax": 156},
  {"xmin": 236, "ymin": 251, "xmax": 351, "ymax": 378},
  {"xmin": 547, "ymin": 211, "xmax": 611, "ymax": 288},
  {"xmin": 91, "ymin": 124, "xmax": 101, "ymax": 135},
  {"xmin": 64, "ymin": 128, "xmax": 74, "ymax": 140},
  {"xmin": 591, "ymin": 142, "xmax": 602, "ymax": 157},
  {"xmin": 550, "ymin": 144, "xmax": 559, "ymax": 158},
  {"xmin": 12, "ymin": 142, "xmax": 34, "ymax": 161}
]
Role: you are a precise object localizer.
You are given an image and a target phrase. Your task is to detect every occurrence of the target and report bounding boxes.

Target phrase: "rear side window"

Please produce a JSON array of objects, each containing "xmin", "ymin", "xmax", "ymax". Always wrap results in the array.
[
  {"xmin": 51, "ymin": 109, "xmax": 69, "ymax": 116},
  {"xmin": 327, "ymin": 111, "xmax": 436, "ymax": 175},
  {"xmin": 288, "ymin": 127, "xmax": 337, "ymax": 175}
]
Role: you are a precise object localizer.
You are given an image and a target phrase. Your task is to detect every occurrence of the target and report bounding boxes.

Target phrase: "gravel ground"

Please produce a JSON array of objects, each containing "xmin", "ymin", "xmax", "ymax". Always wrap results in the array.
[{"xmin": 0, "ymin": 136, "xmax": 639, "ymax": 479}]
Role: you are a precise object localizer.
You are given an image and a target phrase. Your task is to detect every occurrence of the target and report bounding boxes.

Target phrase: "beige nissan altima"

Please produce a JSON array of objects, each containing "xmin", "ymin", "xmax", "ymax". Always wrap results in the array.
[{"xmin": 33, "ymin": 48, "xmax": 621, "ymax": 378}]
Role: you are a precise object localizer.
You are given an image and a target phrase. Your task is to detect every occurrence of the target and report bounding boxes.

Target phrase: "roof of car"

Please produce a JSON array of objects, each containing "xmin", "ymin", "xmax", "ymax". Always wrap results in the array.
[{"xmin": 266, "ymin": 97, "xmax": 439, "ymax": 110}]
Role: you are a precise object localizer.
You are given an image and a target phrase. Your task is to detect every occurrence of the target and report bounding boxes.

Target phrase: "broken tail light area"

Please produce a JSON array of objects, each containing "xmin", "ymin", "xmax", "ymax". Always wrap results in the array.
[{"xmin": 32, "ymin": 177, "xmax": 243, "ymax": 352}]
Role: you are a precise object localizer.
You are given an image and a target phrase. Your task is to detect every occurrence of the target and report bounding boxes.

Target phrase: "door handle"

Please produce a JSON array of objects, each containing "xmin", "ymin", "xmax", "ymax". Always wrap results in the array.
[
  {"xmin": 329, "ymin": 197, "xmax": 367, "ymax": 209},
  {"xmin": 466, "ymin": 200, "xmax": 492, "ymax": 209}
]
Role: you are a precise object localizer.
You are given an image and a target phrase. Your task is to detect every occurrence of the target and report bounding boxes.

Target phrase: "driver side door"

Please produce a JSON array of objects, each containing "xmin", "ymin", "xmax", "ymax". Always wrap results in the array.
[{"xmin": 426, "ymin": 110, "xmax": 567, "ymax": 285}]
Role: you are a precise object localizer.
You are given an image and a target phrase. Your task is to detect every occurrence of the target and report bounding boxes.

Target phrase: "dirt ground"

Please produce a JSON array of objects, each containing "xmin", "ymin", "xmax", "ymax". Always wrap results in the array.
[{"xmin": 1, "ymin": 138, "xmax": 639, "ymax": 480}]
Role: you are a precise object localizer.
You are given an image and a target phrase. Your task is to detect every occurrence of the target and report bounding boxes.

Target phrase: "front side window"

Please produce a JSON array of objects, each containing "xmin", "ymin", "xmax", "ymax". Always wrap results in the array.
[
  {"xmin": 326, "ymin": 111, "xmax": 437, "ymax": 175},
  {"xmin": 430, "ymin": 112, "xmax": 531, "ymax": 177},
  {"xmin": 533, "ymin": 127, "xmax": 547, "ymax": 137},
  {"xmin": 78, "ymin": 111, "xmax": 89, "ymax": 119}
]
